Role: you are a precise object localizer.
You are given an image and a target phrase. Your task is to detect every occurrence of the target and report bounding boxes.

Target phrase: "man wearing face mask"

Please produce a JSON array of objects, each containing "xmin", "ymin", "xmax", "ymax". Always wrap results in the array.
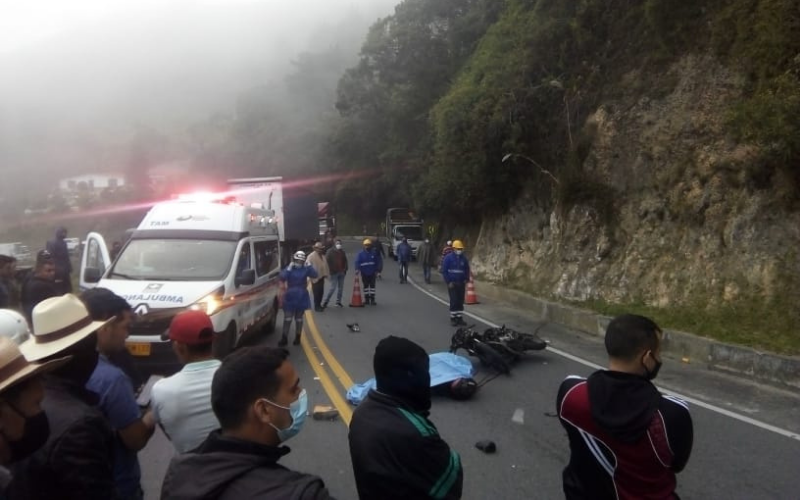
[
  {"xmin": 279, "ymin": 251, "xmax": 318, "ymax": 347},
  {"xmin": 416, "ymin": 237, "xmax": 436, "ymax": 284},
  {"xmin": 8, "ymin": 294, "xmax": 118, "ymax": 500},
  {"xmin": 323, "ymin": 239, "xmax": 348, "ymax": 309},
  {"xmin": 0, "ymin": 333, "xmax": 71, "ymax": 496},
  {"xmin": 440, "ymin": 240, "xmax": 470, "ymax": 326},
  {"xmin": 161, "ymin": 346, "xmax": 333, "ymax": 500},
  {"xmin": 349, "ymin": 336, "xmax": 463, "ymax": 500},
  {"xmin": 557, "ymin": 314, "xmax": 694, "ymax": 500}
]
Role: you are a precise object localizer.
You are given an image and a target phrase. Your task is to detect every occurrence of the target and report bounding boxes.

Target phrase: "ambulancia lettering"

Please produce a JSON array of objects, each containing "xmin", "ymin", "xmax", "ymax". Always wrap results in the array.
[{"xmin": 122, "ymin": 294, "xmax": 184, "ymax": 304}]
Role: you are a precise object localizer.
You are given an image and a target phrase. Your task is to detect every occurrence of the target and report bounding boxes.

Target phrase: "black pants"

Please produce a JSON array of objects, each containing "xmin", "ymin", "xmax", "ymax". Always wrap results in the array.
[
  {"xmin": 362, "ymin": 274, "xmax": 377, "ymax": 302},
  {"xmin": 448, "ymin": 282, "xmax": 466, "ymax": 318},
  {"xmin": 312, "ymin": 279, "xmax": 325, "ymax": 308}
]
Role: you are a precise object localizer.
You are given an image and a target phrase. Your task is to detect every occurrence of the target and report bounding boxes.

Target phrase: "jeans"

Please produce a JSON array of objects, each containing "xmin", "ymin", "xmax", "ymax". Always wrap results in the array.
[
  {"xmin": 324, "ymin": 273, "xmax": 346, "ymax": 304},
  {"xmin": 312, "ymin": 278, "xmax": 325, "ymax": 308},
  {"xmin": 398, "ymin": 262, "xmax": 409, "ymax": 282},
  {"xmin": 422, "ymin": 264, "xmax": 432, "ymax": 283}
]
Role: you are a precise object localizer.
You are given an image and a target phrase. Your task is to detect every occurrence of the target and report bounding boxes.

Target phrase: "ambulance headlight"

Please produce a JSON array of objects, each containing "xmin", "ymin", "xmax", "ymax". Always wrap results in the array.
[{"xmin": 190, "ymin": 286, "xmax": 225, "ymax": 316}]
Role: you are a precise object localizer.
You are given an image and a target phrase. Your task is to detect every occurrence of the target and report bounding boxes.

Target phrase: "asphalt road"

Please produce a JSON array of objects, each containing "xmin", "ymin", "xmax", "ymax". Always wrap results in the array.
[{"xmin": 140, "ymin": 242, "xmax": 800, "ymax": 499}]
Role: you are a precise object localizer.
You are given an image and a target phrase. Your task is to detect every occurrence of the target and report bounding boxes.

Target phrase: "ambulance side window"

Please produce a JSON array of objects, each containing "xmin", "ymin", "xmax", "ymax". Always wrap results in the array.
[
  {"xmin": 254, "ymin": 241, "xmax": 278, "ymax": 277},
  {"xmin": 237, "ymin": 242, "xmax": 252, "ymax": 276}
]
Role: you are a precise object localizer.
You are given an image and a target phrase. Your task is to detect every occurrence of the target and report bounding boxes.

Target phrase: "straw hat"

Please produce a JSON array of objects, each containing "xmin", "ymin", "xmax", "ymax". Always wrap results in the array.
[
  {"xmin": 0, "ymin": 337, "xmax": 69, "ymax": 394},
  {"xmin": 20, "ymin": 294, "xmax": 111, "ymax": 362}
]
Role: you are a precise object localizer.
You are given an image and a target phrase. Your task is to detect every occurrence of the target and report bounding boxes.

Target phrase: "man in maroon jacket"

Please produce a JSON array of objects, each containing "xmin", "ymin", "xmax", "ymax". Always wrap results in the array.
[{"xmin": 556, "ymin": 314, "xmax": 693, "ymax": 500}]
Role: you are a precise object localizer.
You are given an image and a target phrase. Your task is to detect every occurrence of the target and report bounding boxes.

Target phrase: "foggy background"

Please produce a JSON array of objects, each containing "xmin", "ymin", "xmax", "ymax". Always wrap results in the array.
[{"xmin": 0, "ymin": 0, "xmax": 397, "ymax": 209}]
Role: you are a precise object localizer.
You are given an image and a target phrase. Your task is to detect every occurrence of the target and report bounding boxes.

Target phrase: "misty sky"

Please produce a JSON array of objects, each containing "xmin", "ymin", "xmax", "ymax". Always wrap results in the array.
[{"xmin": 0, "ymin": 0, "xmax": 396, "ymax": 189}]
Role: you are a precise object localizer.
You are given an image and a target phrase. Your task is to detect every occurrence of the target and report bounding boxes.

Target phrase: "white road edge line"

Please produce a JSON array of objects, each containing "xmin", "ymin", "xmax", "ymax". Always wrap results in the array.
[{"xmin": 409, "ymin": 276, "xmax": 800, "ymax": 442}]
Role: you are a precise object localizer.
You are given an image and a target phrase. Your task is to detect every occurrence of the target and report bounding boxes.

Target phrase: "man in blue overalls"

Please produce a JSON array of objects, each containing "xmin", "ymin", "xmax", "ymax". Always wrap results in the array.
[
  {"xmin": 355, "ymin": 239, "xmax": 383, "ymax": 306},
  {"xmin": 440, "ymin": 240, "xmax": 469, "ymax": 326}
]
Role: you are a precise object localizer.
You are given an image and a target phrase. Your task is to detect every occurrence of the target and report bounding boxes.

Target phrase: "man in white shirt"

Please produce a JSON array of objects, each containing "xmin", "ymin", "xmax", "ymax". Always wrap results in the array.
[{"xmin": 151, "ymin": 310, "xmax": 221, "ymax": 453}]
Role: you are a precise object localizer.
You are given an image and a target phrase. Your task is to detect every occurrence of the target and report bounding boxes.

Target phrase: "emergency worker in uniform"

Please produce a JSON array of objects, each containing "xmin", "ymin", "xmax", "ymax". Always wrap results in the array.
[
  {"xmin": 278, "ymin": 252, "xmax": 317, "ymax": 347},
  {"xmin": 440, "ymin": 240, "xmax": 469, "ymax": 326},
  {"xmin": 354, "ymin": 239, "xmax": 383, "ymax": 306}
]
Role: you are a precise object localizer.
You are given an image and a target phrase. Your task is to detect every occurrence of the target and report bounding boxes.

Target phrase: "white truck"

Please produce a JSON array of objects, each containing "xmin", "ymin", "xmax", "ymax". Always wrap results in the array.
[
  {"xmin": 384, "ymin": 207, "xmax": 425, "ymax": 260},
  {"xmin": 79, "ymin": 194, "xmax": 283, "ymax": 375},
  {"xmin": 226, "ymin": 177, "xmax": 319, "ymax": 263}
]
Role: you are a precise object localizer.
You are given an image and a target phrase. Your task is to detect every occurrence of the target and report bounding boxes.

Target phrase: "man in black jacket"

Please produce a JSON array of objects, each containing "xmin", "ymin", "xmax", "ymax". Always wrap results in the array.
[
  {"xmin": 556, "ymin": 314, "xmax": 693, "ymax": 500},
  {"xmin": 45, "ymin": 227, "xmax": 72, "ymax": 294},
  {"xmin": 9, "ymin": 294, "xmax": 118, "ymax": 500},
  {"xmin": 21, "ymin": 252, "xmax": 58, "ymax": 325},
  {"xmin": 161, "ymin": 346, "xmax": 333, "ymax": 500},
  {"xmin": 348, "ymin": 336, "xmax": 463, "ymax": 500}
]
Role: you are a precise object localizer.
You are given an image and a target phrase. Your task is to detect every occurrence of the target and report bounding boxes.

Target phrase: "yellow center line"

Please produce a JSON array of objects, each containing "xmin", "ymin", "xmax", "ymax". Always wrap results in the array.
[
  {"xmin": 299, "ymin": 326, "xmax": 353, "ymax": 426},
  {"xmin": 305, "ymin": 310, "xmax": 355, "ymax": 390}
]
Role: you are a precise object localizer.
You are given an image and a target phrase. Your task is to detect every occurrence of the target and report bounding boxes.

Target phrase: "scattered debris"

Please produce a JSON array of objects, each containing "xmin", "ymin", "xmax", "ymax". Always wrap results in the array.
[
  {"xmin": 313, "ymin": 376, "xmax": 320, "ymax": 381},
  {"xmin": 544, "ymin": 412, "xmax": 558, "ymax": 418},
  {"xmin": 475, "ymin": 440, "xmax": 497, "ymax": 454},
  {"xmin": 681, "ymin": 357, "xmax": 690, "ymax": 364},
  {"xmin": 512, "ymin": 408, "xmax": 525, "ymax": 424},
  {"xmin": 346, "ymin": 323, "xmax": 361, "ymax": 332},
  {"xmin": 312, "ymin": 405, "xmax": 340, "ymax": 421}
]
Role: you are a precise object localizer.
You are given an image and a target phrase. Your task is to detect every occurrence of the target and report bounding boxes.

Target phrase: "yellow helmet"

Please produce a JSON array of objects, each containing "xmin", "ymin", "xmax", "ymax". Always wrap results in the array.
[
  {"xmin": 362, "ymin": 238, "xmax": 372, "ymax": 246},
  {"xmin": 452, "ymin": 240, "xmax": 465, "ymax": 250}
]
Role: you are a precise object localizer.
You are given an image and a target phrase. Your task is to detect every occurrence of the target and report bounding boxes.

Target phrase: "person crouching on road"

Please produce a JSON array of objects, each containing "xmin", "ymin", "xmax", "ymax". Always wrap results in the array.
[
  {"xmin": 349, "ymin": 336, "xmax": 463, "ymax": 500},
  {"xmin": 441, "ymin": 240, "xmax": 469, "ymax": 326},
  {"xmin": 396, "ymin": 237, "xmax": 412, "ymax": 284},
  {"xmin": 323, "ymin": 240, "xmax": 348, "ymax": 308},
  {"xmin": 279, "ymin": 251, "xmax": 317, "ymax": 347},
  {"xmin": 354, "ymin": 239, "xmax": 383, "ymax": 306},
  {"xmin": 557, "ymin": 314, "xmax": 693, "ymax": 500},
  {"xmin": 160, "ymin": 346, "xmax": 334, "ymax": 499},
  {"xmin": 305, "ymin": 242, "xmax": 330, "ymax": 312}
]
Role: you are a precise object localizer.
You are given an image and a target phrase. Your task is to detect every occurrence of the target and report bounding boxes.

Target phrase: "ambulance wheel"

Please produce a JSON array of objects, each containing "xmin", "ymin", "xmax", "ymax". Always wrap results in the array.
[{"xmin": 213, "ymin": 323, "xmax": 237, "ymax": 359}]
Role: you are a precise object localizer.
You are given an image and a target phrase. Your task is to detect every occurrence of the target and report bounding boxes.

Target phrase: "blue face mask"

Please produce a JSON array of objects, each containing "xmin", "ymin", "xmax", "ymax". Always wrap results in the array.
[{"xmin": 263, "ymin": 389, "xmax": 308, "ymax": 442}]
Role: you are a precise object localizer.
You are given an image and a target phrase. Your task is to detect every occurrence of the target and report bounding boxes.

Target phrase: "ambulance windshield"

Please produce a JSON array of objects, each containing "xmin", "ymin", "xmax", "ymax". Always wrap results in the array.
[{"xmin": 111, "ymin": 239, "xmax": 237, "ymax": 281}]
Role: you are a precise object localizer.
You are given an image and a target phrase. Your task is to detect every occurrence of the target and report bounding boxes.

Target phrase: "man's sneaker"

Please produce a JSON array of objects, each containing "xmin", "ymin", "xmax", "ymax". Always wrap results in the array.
[
  {"xmin": 457, "ymin": 317, "xmax": 467, "ymax": 326},
  {"xmin": 315, "ymin": 306, "xmax": 324, "ymax": 312},
  {"xmin": 278, "ymin": 336, "xmax": 288, "ymax": 347},
  {"xmin": 336, "ymin": 302, "xmax": 343, "ymax": 308},
  {"xmin": 293, "ymin": 335, "xmax": 301, "ymax": 346},
  {"xmin": 322, "ymin": 301, "xmax": 329, "ymax": 309},
  {"xmin": 450, "ymin": 318, "xmax": 459, "ymax": 326}
]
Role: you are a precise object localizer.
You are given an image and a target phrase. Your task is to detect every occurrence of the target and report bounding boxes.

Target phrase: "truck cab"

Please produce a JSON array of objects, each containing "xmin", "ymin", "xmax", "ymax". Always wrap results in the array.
[
  {"xmin": 384, "ymin": 208, "xmax": 425, "ymax": 260},
  {"xmin": 79, "ymin": 194, "xmax": 282, "ymax": 375}
]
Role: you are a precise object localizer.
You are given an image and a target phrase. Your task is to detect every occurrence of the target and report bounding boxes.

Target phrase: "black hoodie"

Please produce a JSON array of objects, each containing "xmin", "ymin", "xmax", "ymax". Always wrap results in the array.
[
  {"xmin": 161, "ymin": 431, "xmax": 333, "ymax": 500},
  {"xmin": 557, "ymin": 371, "xmax": 693, "ymax": 500}
]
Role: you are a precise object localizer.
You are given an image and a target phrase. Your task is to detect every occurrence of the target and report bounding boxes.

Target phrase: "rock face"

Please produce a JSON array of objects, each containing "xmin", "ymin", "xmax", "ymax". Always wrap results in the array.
[{"xmin": 472, "ymin": 55, "xmax": 800, "ymax": 309}]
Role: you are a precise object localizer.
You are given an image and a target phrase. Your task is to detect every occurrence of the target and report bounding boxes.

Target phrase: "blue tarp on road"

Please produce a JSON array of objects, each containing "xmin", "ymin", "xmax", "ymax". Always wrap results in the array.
[{"xmin": 346, "ymin": 352, "xmax": 474, "ymax": 406}]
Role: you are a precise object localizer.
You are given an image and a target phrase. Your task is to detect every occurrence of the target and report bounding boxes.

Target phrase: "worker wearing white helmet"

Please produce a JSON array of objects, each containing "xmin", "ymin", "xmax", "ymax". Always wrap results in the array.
[{"xmin": 277, "ymin": 251, "xmax": 318, "ymax": 346}]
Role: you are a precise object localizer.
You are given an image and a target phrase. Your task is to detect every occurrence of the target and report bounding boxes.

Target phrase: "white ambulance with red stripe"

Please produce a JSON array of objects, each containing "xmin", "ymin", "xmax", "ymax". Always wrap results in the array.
[{"xmin": 79, "ymin": 193, "xmax": 282, "ymax": 375}]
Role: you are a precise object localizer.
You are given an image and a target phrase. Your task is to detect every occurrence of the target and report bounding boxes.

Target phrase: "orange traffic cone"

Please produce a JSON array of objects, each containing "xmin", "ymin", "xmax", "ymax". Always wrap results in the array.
[
  {"xmin": 466, "ymin": 272, "xmax": 479, "ymax": 305},
  {"xmin": 349, "ymin": 273, "xmax": 364, "ymax": 307}
]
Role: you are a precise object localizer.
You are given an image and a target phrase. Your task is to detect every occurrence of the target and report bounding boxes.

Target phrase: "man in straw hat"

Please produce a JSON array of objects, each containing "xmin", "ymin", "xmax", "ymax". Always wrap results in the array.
[
  {"xmin": 7, "ymin": 294, "xmax": 118, "ymax": 500},
  {"xmin": 0, "ymin": 332, "xmax": 71, "ymax": 494}
]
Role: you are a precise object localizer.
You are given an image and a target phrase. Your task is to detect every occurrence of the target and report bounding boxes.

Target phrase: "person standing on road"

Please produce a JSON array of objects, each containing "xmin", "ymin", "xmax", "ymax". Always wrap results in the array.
[
  {"xmin": 0, "ymin": 256, "xmax": 13, "ymax": 309},
  {"xmin": 45, "ymin": 227, "xmax": 72, "ymax": 295},
  {"xmin": 279, "ymin": 251, "xmax": 317, "ymax": 347},
  {"xmin": 305, "ymin": 242, "xmax": 330, "ymax": 312},
  {"xmin": 9, "ymin": 294, "xmax": 117, "ymax": 500},
  {"xmin": 349, "ymin": 336, "xmax": 463, "ymax": 500},
  {"xmin": 20, "ymin": 251, "xmax": 58, "ymax": 326},
  {"xmin": 0, "ymin": 326, "xmax": 71, "ymax": 496},
  {"xmin": 416, "ymin": 238, "xmax": 436, "ymax": 285},
  {"xmin": 557, "ymin": 314, "xmax": 693, "ymax": 500},
  {"xmin": 440, "ymin": 240, "xmax": 469, "ymax": 326},
  {"xmin": 396, "ymin": 237, "xmax": 412, "ymax": 284},
  {"xmin": 160, "ymin": 346, "xmax": 334, "ymax": 500},
  {"xmin": 150, "ymin": 310, "xmax": 221, "ymax": 454},
  {"xmin": 323, "ymin": 240, "xmax": 348, "ymax": 309},
  {"xmin": 82, "ymin": 288, "xmax": 155, "ymax": 500},
  {"xmin": 355, "ymin": 239, "xmax": 383, "ymax": 306}
]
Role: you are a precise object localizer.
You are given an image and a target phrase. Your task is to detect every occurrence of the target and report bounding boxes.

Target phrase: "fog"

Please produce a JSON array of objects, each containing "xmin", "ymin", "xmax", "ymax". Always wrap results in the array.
[{"xmin": 0, "ymin": 0, "xmax": 396, "ymax": 204}]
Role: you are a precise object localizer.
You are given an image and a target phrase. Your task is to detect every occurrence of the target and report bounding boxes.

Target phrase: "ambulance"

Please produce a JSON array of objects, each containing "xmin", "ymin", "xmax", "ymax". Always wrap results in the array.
[{"xmin": 80, "ymin": 194, "xmax": 283, "ymax": 375}]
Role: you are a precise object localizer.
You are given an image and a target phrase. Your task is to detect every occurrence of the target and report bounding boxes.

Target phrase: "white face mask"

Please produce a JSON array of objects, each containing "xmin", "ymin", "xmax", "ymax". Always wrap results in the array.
[
  {"xmin": 335, "ymin": 244, "xmax": 342, "ymax": 250},
  {"xmin": 455, "ymin": 250, "xmax": 463, "ymax": 256}
]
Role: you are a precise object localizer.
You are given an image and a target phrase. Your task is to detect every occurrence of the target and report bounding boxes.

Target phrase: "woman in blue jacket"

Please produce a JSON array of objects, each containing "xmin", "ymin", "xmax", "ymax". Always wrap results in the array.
[{"xmin": 279, "ymin": 251, "xmax": 318, "ymax": 346}]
